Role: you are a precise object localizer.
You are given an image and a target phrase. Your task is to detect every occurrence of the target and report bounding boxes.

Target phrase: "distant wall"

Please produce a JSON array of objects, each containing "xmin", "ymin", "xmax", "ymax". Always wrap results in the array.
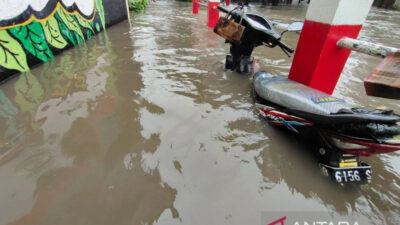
[
  {"xmin": 0, "ymin": 0, "xmax": 128, "ymax": 82},
  {"xmin": 373, "ymin": 0, "xmax": 397, "ymax": 8},
  {"xmin": 395, "ymin": 0, "xmax": 400, "ymax": 9},
  {"xmin": 229, "ymin": 0, "xmax": 308, "ymax": 6}
]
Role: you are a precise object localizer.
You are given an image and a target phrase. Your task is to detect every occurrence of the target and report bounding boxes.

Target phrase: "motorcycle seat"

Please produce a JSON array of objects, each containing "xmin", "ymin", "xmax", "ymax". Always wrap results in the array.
[
  {"xmin": 245, "ymin": 14, "xmax": 273, "ymax": 32},
  {"xmin": 243, "ymin": 14, "xmax": 281, "ymax": 42},
  {"xmin": 253, "ymin": 72, "xmax": 400, "ymax": 124}
]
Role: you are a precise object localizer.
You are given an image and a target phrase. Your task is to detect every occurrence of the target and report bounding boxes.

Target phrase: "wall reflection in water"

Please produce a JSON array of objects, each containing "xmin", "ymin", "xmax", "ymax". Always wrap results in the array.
[{"xmin": 0, "ymin": 18, "xmax": 177, "ymax": 225}]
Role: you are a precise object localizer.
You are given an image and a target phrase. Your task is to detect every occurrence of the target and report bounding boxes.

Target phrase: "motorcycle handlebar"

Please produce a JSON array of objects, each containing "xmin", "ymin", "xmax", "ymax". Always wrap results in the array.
[
  {"xmin": 217, "ymin": 5, "xmax": 230, "ymax": 14},
  {"xmin": 277, "ymin": 41, "xmax": 294, "ymax": 54}
]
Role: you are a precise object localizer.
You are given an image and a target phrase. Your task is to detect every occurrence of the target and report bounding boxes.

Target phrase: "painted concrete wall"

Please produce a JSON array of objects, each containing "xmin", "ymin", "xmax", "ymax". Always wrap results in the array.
[{"xmin": 0, "ymin": 0, "xmax": 128, "ymax": 82}]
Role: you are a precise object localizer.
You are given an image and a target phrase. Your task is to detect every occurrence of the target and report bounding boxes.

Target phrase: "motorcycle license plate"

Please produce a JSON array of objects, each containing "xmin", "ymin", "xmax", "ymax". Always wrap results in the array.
[{"xmin": 321, "ymin": 163, "xmax": 372, "ymax": 183}]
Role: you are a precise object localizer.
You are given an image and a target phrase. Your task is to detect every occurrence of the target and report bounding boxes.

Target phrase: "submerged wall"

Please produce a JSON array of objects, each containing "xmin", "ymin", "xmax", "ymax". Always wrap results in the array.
[{"xmin": 0, "ymin": 0, "xmax": 128, "ymax": 82}]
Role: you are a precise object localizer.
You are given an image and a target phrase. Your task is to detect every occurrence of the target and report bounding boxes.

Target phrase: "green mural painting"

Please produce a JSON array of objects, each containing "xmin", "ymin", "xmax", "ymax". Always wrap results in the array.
[
  {"xmin": 0, "ymin": 0, "xmax": 113, "ymax": 81},
  {"xmin": 0, "ymin": 30, "xmax": 30, "ymax": 72},
  {"xmin": 9, "ymin": 21, "xmax": 55, "ymax": 62},
  {"xmin": 41, "ymin": 17, "xmax": 69, "ymax": 49}
]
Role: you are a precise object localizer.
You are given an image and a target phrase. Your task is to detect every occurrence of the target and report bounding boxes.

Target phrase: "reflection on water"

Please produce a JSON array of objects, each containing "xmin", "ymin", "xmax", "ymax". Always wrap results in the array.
[{"xmin": 0, "ymin": 1, "xmax": 399, "ymax": 225}]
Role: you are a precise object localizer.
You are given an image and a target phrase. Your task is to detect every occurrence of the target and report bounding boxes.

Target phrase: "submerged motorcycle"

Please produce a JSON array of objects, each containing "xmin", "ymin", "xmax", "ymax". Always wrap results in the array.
[{"xmin": 216, "ymin": 5, "xmax": 400, "ymax": 183}]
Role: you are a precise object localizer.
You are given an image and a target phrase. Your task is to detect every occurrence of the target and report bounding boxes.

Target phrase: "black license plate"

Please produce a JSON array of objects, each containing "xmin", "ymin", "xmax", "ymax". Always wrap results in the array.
[{"xmin": 321, "ymin": 162, "xmax": 372, "ymax": 183}]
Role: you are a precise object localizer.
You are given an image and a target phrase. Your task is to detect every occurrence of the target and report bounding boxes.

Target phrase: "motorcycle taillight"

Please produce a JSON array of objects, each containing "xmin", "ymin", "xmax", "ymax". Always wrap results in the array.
[
  {"xmin": 327, "ymin": 133, "xmax": 400, "ymax": 156},
  {"xmin": 330, "ymin": 137, "xmax": 369, "ymax": 150}
]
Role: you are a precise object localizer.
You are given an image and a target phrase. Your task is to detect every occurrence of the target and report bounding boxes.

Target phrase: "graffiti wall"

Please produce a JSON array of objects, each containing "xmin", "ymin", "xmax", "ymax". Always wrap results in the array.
[{"xmin": 0, "ymin": 0, "xmax": 128, "ymax": 82}]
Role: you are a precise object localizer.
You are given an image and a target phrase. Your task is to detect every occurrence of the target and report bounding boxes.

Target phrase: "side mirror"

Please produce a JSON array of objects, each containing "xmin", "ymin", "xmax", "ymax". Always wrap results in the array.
[{"xmin": 287, "ymin": 21, "xmax": 303, "ymax": 32}]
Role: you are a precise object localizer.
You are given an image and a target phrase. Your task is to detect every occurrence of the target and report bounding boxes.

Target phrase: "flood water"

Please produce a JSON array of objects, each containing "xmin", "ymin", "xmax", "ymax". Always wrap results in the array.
[{"xmin": 1, "ymin": 1, "xmax": 400, "ymax": 225}]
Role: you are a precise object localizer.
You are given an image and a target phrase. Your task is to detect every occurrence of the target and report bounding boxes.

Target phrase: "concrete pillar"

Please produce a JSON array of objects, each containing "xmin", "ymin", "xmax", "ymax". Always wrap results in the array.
[
  {"xmin": 193, "ymin": 0, "xmax": 199, "ymax": 14},
  {"xmin": 288, "ymin": 0, "xmax": 374, "ymax": 94}
]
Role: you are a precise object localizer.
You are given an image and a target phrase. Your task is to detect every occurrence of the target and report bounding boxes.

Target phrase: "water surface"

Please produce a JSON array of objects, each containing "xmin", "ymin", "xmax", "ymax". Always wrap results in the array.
[{"xmin": 0, "ymin": 1, "xmax": 400, "ymax": 225}]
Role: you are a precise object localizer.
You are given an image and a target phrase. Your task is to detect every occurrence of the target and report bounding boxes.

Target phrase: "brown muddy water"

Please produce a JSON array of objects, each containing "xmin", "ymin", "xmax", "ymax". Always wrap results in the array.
[{"xmin": 1, "ymin": 1, "xmax": 400, "ymax": 225}]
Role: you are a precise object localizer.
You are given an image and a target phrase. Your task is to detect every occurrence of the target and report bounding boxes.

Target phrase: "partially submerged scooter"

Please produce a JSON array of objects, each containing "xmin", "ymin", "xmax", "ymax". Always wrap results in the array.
[
  {"xmin": 216, "ymin": 5, "xmax": 298, "ymax": 74},
  {"xmin": 216, "ymin": 5, "xmax": 400, "ymax": 183}
]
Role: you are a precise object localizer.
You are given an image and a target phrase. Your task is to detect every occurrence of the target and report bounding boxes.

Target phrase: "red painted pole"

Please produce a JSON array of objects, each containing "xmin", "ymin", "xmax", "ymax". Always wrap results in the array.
[
  {"xmin": 193, "ymin": 0, "xmax": 199, "ymax": 14},
  {"xmin": 208, "ymin": 0, "xmax": 220, "ymax": 28},
  {"xmin": 226, "ymin": 0, "xmax": 230, "ymax": 6},
  {"xmin": 288, "ymin": 0, "xmax": 373, "ymax": 94}
]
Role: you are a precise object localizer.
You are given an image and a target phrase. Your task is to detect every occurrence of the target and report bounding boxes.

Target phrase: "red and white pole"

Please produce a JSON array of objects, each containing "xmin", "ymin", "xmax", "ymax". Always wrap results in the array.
[
  {"xmin": 288, "ymin": 0, "xmax": 373, "ymax": 94},
  {"xmin": 208, "ymin": 0, "xmax": 220, "ymax": 28},
  {"xmin": 193, "ymin": 0, "xmax": 199, "ymax": 14}
]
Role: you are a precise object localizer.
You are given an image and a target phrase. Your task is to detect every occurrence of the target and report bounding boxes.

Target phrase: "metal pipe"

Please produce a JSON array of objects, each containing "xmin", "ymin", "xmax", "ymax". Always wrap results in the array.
[
  {"xmin": 198, "ymin": 2, "xmax": 208, "ymax": 7},
  {"xmin": 198, "ymin": 2, "xmax": 218, "ymax": 9},
  {"xmin": 337, "ymin": 37, "xmax": 399, "ymax": 58}
]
